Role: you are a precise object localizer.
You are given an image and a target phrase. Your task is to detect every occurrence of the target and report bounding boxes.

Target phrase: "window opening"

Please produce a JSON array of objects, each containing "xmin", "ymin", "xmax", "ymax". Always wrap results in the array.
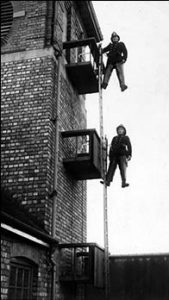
[
  {"xmin": 1, "ymin": 0, "xmax": 13, "ymax": 47},
  {"xmin": 8, "ymin": 258, "xmax": 38, "ymax": 300}
]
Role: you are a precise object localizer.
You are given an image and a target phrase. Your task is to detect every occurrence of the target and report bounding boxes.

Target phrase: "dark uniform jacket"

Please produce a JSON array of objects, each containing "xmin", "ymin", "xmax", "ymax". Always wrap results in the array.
[
  {"xmin": 102, "ymin": 42, "xmax": 128, "ymax": 65},
  {"xmin": 109, "ymin": 135, "xmax": 132, "ymax": 161}
]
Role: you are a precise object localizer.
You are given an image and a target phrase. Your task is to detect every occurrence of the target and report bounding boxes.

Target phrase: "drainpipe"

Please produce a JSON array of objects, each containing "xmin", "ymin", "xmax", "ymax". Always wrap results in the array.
[
  {"xmin": 51, "ymin": 54, "xmax": 61, "ymax": 241},
  {"xmin": 50, "ymin": 52, "xmax": 62, "ymax": 300},
  {"xmin": 50, "ymin": 1, "xmax": 62, "ymax": 299}
]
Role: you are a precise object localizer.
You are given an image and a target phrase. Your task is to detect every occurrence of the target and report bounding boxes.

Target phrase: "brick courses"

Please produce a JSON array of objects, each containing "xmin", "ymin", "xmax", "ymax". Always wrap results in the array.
[
  {"xmin": 1, "ymin": 1, "xmax": 47, "ymax": 53},
  {"xmin": 1, "ymin": 51, "xmax": 87, "ymax": 240},
  {"xmin": 1, "ymin": 234, "xmax": 53, "ymax": 300},
  {"xmin": 1, "ymin": 2, "xmax": 88, "ymax": 299},
  {"xmin": 1, "ymin": 56, "xmax": 55, "ymax": 233}
]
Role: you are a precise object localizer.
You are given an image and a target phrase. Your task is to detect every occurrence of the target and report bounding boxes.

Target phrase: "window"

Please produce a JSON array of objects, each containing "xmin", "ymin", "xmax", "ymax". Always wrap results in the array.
[
  {"xmin": 1, "ymin": 0, "xmax": 13, "ymax": 46},
  {"xmin": 8, "ymin": 258, "xmax": 38, "ymax": 300}
]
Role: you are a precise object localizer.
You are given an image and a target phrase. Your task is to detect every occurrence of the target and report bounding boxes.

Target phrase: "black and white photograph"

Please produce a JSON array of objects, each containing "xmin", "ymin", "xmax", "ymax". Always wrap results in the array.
[{"xmin": 1, "ymin": 1, "xmax": 169, "ymax": 299}]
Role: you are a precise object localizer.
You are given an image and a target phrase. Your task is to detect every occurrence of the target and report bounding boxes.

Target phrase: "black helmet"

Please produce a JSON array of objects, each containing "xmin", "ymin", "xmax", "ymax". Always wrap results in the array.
[{"xmin": 111, "ymin": 32, "xmax": 120, "ymax": 41}]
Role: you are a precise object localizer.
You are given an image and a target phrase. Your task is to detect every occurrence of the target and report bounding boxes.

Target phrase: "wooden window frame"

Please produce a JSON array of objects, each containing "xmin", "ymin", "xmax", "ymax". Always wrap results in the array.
[{"xmin": 8, "ymin": 258, "xmax": 37, "ymax": 300}]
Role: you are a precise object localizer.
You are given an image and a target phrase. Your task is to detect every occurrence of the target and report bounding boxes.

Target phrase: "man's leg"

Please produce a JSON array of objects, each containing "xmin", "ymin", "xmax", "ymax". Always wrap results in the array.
[
  {"xmin": 106, "ymin": 159, "xmax": 117, "ymax": 186},
  {"xmin": 116, "ymin": 62, "xmax": 128, "ymax": 92},
  {"xmin": 118, "ymin": 156, "xmax": 129, "ymax": 187},
  {"xmin": 102, "ymin": 64, "xmax": 114, "ymax": 89}
]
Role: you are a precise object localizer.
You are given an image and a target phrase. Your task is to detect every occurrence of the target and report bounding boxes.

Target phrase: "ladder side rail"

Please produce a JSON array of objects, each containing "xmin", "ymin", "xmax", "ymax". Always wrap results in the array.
[{"xmin": 98, "ymin": 44, "xmax": 109, "ymax": 300}]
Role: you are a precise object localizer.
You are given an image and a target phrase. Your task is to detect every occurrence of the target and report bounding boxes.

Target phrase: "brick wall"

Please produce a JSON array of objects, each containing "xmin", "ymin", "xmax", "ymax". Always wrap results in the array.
[
  {"xmin": 1, "ymin": 55, "xmax": 55, "ymax": 233},
  {"xmin": 1, "ymin": 0, "xmax": 87, "ymax": 241},
  {"xmin": 1, "ymin": 238, "xmax": 10, "ymax": 300},
  {"xmin": 1, "ymin": 234, "xmax": 52, "ymax": 300},
  {"xmin": 1, "ymin": 2, "xmax": 88, "ymax": 300},
  {"xmin": 1, "ymin": 1, "xmax": 47, "ymax": 53},
  {"xmin": 58, "ymin": 73, "xmax": 87, "ymax": 243}
]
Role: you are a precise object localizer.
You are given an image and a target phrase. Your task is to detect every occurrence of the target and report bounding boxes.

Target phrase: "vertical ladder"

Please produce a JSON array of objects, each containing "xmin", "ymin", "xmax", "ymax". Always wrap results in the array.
[{"xmin": 98, "ymin": 45, "xmax": 109, "ymax": 300}]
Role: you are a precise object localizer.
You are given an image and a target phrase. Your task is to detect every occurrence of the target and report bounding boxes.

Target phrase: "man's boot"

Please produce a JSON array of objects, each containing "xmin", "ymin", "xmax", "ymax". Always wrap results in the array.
[
  {"xmin": 122, "ymin": 181, "xmax": 129, "ymax": 188},
  {"xmin": 121, "ymin": 84, "xmax": 128, "ymax": 92},
  {"xmin": 101, "ymin": 82, "xmax": 108, "ymax": 89},
  {"xmin": 100, "ymin": 180, "xmax": 110, "ymax": 187}
]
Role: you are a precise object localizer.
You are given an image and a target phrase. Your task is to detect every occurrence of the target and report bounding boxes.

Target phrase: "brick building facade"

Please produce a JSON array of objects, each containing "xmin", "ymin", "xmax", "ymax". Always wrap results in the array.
[
  {"xmin": 1, "ymin": 2, "xmax": 169, "ymax": 300},
  {"xmin": 1, "ymin": 1, "xmax": 103, "ymax": 300}
]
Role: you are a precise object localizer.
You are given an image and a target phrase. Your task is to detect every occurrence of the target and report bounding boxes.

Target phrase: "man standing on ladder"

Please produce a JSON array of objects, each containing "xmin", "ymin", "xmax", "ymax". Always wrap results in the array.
[
  {"xmin": 101, "ymin": 124, "xmax": 132, "ymax": 188},
  {"xmin": 101, "ymin": 31, "xmax": 128, "ymax": 92}
]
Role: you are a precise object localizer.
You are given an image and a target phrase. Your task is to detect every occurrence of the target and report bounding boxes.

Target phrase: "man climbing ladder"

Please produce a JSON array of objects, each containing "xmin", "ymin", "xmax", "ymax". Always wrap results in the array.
[
  {"xmin": 101, "ymin": 31, "xmax": 128, "ymax": 92},
  {"xmin": 104, "ymin": 124, "xmax": 132, "ymax": 188}
]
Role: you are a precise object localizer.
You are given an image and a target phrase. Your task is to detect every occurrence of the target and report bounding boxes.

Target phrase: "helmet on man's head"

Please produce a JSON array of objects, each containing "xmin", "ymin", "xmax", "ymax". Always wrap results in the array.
[
  {"xmin": 116, "ymin": 124, "xmax": 126, "ymax": 135},
  {"xmin": 111, "ymin": 32, "xmax": 120, "ymax": 41}
]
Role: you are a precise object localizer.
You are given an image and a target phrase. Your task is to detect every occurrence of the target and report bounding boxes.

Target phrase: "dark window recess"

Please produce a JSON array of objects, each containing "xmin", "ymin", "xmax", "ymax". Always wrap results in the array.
[
  {"xmin": 1, "ymin": 0, "xmax": 13, "ymax": 46},
  {"xmin": 8, "ymin": 258, "xmax": 38, "ymax": 300}
]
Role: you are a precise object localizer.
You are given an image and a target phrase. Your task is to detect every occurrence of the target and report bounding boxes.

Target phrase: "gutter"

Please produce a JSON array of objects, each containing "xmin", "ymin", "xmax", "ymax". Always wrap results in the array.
[{"xmin": 1, "ymin": 223, "xmax": 50, "ymax": 248}]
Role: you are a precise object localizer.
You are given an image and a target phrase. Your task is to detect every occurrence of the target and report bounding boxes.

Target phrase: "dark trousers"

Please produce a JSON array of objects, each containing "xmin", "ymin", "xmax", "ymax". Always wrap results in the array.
[
  {"xmin": 103, "ymin": 62, "xmax": 126, "ymax": 88},
  {"xmin": 106, "ymin": 156, "xmax": 128, "ymax": 185}
]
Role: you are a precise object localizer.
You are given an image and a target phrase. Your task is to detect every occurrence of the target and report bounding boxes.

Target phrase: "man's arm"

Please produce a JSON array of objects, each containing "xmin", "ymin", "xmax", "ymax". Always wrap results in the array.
[
  {"xmin": 120, "ymin": 42, "xmax": 128, "ymax": 62},
  {"xmin": 109, "ymin": 137, "xmax": 116, "ymax": 160},
  {"xmin": 102, "ymin": 43, "xmax": 111, "ymax": 54},
  {"xmin": 126, "ymin": 136, "xmax": 132, "ymax": 158}
]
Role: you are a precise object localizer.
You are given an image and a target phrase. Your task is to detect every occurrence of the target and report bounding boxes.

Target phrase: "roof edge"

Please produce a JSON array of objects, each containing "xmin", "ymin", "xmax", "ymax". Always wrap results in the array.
[
  {"xmin": 1, "ymin": 211, "xmax": 58, "ymax": 246},
  {"xmin": 87, "ymin": 1, "xmax": 103, "ymax": 42},
  {"xmin": 75, "ymin": 1, "xmax": 103, "ymax": 42}
]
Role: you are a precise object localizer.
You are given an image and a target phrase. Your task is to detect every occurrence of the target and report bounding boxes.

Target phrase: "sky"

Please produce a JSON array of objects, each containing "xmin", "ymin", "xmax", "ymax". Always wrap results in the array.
[{"xmin": 86, "ymin": 1, "xmax": 169, "ymax": 255}]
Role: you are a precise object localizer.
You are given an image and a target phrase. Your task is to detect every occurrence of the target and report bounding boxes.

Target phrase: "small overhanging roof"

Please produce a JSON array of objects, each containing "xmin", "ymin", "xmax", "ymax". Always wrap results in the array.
[
  {"xmin": 75, "ymin": 1, "xmax": 103, "ymax": 42},
  {"xmin": 1, "ymin": 189, "xmax": 58, "ymax": 247}
]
